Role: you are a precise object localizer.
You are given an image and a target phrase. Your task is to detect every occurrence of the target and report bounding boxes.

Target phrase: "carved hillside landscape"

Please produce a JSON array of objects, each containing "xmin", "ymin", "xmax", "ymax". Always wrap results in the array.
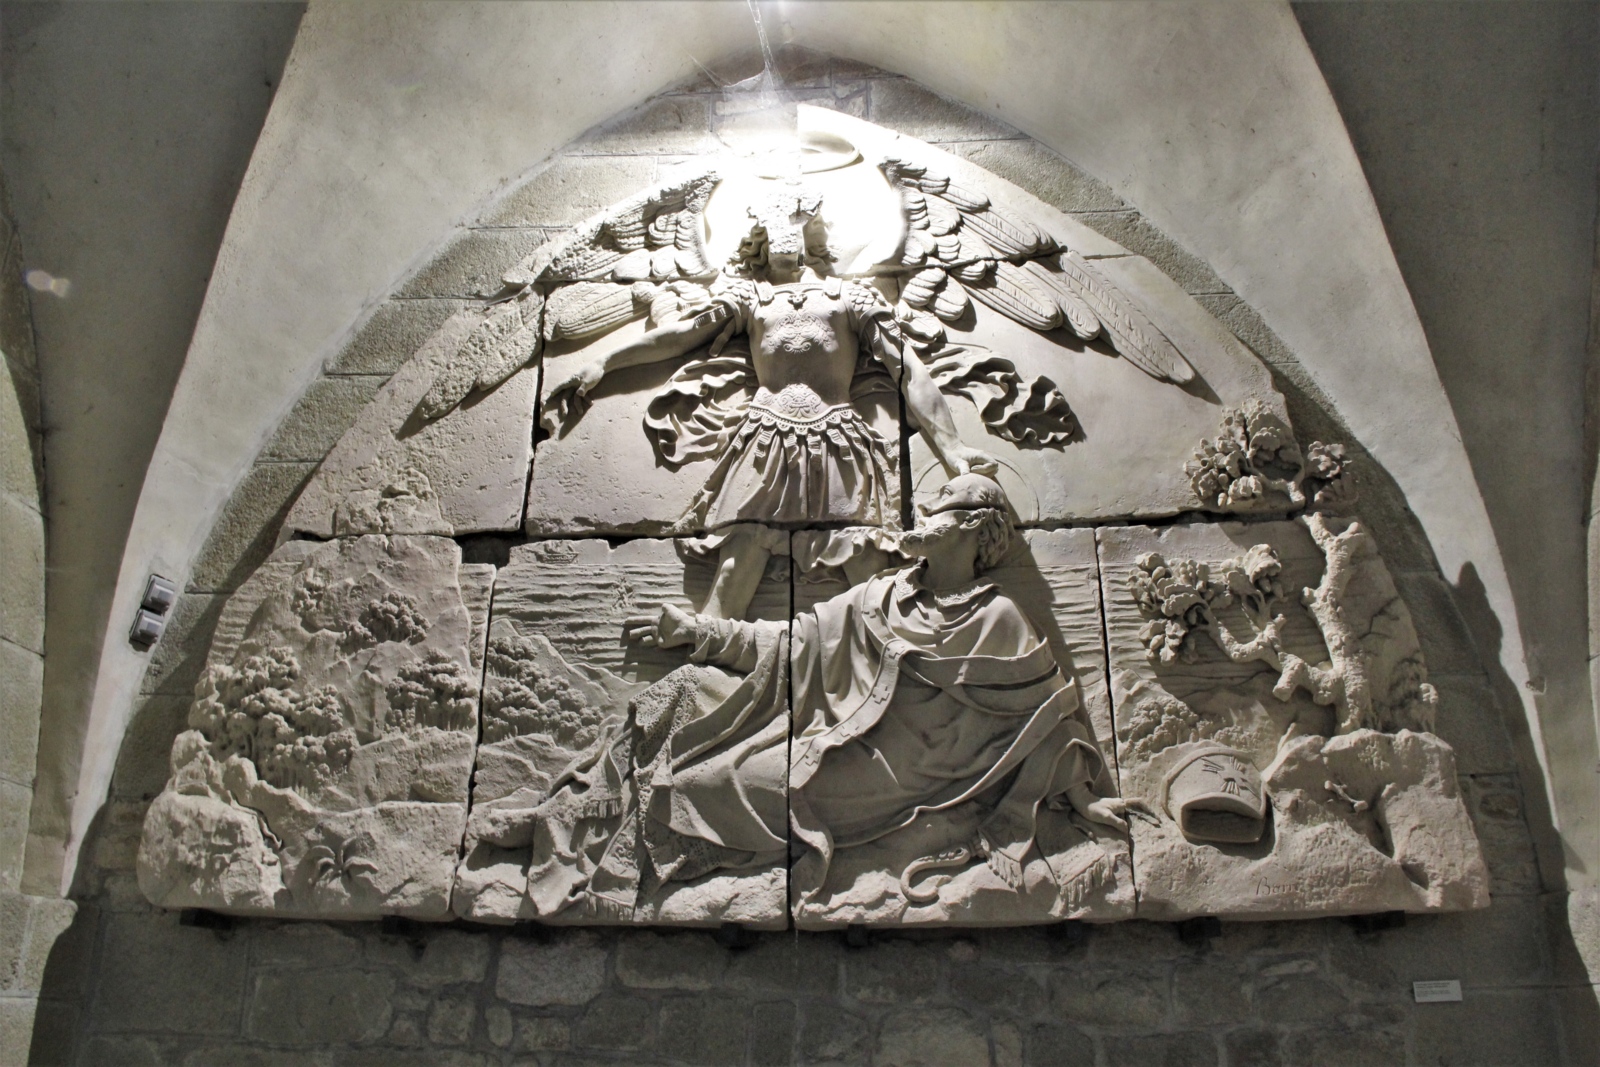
[
  {"xmin": 454, "ymin": 537, "xmax": 793, "ymax": 928},
  {"xmin": 789, "ymin": 529, "xmax": 1135, "ymax": 928},
  {"xmin": 1098, "ymin": 518, "xmax": 1489, "ymax": 919},
  {"xmin": 137, "ymin": 535, "xmax": 492, "ymax": 919}
]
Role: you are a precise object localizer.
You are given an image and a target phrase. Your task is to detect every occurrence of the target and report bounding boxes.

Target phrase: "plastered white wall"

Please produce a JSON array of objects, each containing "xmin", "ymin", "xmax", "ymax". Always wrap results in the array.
[{"xmin": 23, "ymin": 0, "xmax": 1563, "ymax": 895}]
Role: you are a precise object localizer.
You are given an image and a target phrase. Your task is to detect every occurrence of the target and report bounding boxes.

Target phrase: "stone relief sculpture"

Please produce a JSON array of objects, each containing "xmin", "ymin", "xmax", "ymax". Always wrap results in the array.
[
  {"xmin": 453, "ymin": 537, "xmax": 791, "ymax": 927},
  {"xmin": 1102, "ymin": 517, "xmax": 1488, "ymax": 918},
  {"xmin": 286, "ymin": 312, "xmax": 541, "ymax": 538},
  {"xmin": 783, "ymin": 475, "xmax": 1135, "ymax": 927},
  {"xmin": 138, "ymin": 536, "xmax": 491, "ymax": 918},
  {"xmin": 538, "ymin": 177, "xmax": 1002, "ymax": 620},
  {"xmin": 139, "ymin": 91, "xmax": 1489, "ymax": 928},
  {"xmin": 1185, "ymin": 400, "xmax": 1356, "ymax": 515}
]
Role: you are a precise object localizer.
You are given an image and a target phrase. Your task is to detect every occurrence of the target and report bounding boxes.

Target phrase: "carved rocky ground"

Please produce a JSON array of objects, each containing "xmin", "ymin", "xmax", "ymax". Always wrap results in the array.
[
  {"xmin": 455, "ymin": 538, "xmax": 791, "ymax": 928},
  {"xmin": 137, "ymin": 535, "xmax": 492, "ymax": 918},
  {"xmin": 1100, "ymin": 519, "xmax": 1488, "ymax": 920},
  {"xmin": 135, "ymin": 100, "xmax": 1490, "ymax": 931}
]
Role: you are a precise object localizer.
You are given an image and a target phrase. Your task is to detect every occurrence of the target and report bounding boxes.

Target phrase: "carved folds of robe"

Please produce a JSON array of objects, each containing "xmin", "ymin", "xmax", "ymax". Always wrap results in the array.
[
  {"xmin": 788, "ymin": 565, "xmax": 1106, "ymax": 898},
  {"xmin": 523, "ymin": 565, "xmax": 1105, "ymax": 917},
  {"xmin": 523, "ymin": 616, "xmax": 791, "ymax": 919}
]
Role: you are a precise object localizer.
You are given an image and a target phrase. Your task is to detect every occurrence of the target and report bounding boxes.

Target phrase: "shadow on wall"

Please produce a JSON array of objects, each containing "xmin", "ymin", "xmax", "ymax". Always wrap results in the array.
[
  {"xmin": 21, "ymin": 38, "xmax": 1600, "ymax": 1066},
  {"xmin": 1451, "ymin": 562, "xmax": 1570, "ymax": 889}
]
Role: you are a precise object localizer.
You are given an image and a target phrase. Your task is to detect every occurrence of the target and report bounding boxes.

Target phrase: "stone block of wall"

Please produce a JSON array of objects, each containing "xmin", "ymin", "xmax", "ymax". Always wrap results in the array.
[
  {"xmin": 476, "ymin": 155, "xmax": 659, "ymax": 228},
  {"xmin": 55, "ymin": 47, "xmax": 1585, "ymax": 1067},
  {"xmin": 187, "ymin": 462, "xmax": 316, "ymax": 594},
  {"xmin": 0, "ymin": 494, "xmax": 45, "ymax": 653},
  {"xmin": 0, "ymin": 636, "xmax": 43, "ymax": 788},
  {"xmin": 398, "ymin": 229, "xmax": 550, "ymax": 300},
  {"xmin": 325, "ymin": 299, "xmax": 470, "ymax": 377},
  {"xmin": 258, "ymin": 376, "xmax": 387, "ymax": 463}
]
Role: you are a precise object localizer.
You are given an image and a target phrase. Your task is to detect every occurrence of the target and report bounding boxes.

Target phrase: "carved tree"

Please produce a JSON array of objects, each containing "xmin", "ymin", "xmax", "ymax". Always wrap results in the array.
[
  {"xmin": 1186, "ymin": 401, "xmax": 1356, "ymax": 515},
  {"xmin": 1129, "ymin": 513, "xmax": 1432, "ymax": 736}
]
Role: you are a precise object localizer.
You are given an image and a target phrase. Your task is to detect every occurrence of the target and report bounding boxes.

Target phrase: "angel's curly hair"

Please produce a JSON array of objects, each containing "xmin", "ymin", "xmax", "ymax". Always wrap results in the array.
[
  {"xmin": 729, "ymin": 188, "xmax": 836, "ymax": 279},
  {"xmin": 729, "ymin": 224, "xmax": 837, "ymax": 279}
]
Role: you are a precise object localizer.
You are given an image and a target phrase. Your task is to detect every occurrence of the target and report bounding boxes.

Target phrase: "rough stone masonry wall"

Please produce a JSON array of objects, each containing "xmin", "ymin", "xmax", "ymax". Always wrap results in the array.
[
  {"xmin": 0, "ymin": 169, "xmax": 77, "ymax": 1064},
  {"xmin": 28, "ymin": 50, "xmax": 1597, "ymax": 1066}
]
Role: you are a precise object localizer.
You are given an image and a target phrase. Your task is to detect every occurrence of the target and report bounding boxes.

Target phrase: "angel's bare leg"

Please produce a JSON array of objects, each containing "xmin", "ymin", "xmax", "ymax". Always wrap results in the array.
[{"xmin": 702, "ymin": 529, "xmax": 772, "ymax": 620}]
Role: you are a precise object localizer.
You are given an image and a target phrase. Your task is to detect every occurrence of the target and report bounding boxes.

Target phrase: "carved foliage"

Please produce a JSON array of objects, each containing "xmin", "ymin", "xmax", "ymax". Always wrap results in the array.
[
  {"xmin": 189, "ymin": 646, "xmax": 357, "ymax": 793},
  {"xmin": 1187, "ymin": 401, "xmax": 1357, "ymax": 515},
  {"xmin": 481, "ymin": 630, "xmax": 612, "ymax": 748},
  {"xmin": 1186, "ymin": 400, "xmax": 1306, "ymax": 511},
  {"xmin": 1102, "ymin": 519, "xmax": 1484, "ymax": 918},
  {"xmin": 1129, "ymin": 515, "xmax": 1436, "ymax": 736},
  {"xmin": 138, "ymin": 536, "xmax": 487, "ymax": 919}
]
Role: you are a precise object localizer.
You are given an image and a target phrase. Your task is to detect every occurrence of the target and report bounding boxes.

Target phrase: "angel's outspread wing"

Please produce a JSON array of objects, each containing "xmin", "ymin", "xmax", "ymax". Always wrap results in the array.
[
  {"xmin": 880, "ymin": 157, "xmax": 1195, "ymax": 387},
  {"xmin": 414, "ymin": 288, "xmax": 544, "ymax": 421},
  {"xmin": 411, "ymin": 151, "xmax": 1197, "ymax": 460},
  {"xmin": 415, "ymin": 167, "xmax": 722, "ymax": 421},
  {"xmin": 505, "ymin": 167, "xmax": 720, "ymax": 289}
]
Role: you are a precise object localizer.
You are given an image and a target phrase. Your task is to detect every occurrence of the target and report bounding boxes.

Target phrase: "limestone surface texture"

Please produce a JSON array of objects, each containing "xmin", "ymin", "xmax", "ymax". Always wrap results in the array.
[
  {"xmin": 137, "ymin": 536, "xmax": 491, "ymax": 919},
  {"xmin": 48, "ymin": 7, "xmax": 1557, "ymax": 941},
  {"xmin": 0, "ymin": 166, "xmax": 79, "ymax": 1067},
  {"xmin": 285, "ymin": 306, "xmax": 538, "ymax": 538},
  {"xmin": 11, "ymin": 6, "xmax": 1599, "ymax": 1065},
  {"xmin": 129, "ymin": 74, "xmax": 1488, "ymax": 935},
  {"xmin": 1099, "ymin": 520, "xmax": 1489, "ymax": 919},
  {"xmin": 790, "ymin": 527, "xmax": 1135, "ymax": 928},
  {"xmin": 456, "ymin": 537, "xmax": 791, "ymax": 928}
]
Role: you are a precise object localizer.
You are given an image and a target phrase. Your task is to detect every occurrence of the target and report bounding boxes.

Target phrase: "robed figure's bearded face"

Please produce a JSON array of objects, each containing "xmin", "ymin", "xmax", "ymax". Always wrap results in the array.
[{"xmin": 901, "ymin": 474, "xmax": 1015, "ymax": 572}]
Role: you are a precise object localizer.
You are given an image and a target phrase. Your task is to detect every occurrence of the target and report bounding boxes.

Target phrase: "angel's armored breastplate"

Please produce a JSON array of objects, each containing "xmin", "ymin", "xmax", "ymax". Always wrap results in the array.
[
  {"xmin": 747, "ymin": 278, "xmax": 858, "ymax": 405},
  {"xmin": 752, "ymin": 279, "xmax": 847, "ymax": 359}
]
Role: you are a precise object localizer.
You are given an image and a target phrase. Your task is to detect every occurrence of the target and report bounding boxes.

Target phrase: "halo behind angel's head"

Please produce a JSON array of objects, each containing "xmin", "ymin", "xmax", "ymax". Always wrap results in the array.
[
  {"xmin": 701, "ymin": 105, "xmax": 903, "ymax": 278},
  {"xmin": 797, "ymin": 128, "xmax": 862, "ymax": 175}
]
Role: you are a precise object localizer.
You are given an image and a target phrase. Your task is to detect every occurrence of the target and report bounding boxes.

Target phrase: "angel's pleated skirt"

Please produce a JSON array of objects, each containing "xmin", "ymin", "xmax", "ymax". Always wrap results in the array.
[{"xmin": 685, "ymin": 400, "xmax": 898, "ymax": 531}]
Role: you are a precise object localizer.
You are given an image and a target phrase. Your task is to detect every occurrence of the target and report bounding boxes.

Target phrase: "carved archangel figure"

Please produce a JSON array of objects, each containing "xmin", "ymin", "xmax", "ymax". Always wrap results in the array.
[{"xmin": 411, "ymin": 138, "xmax": 1199, "ymax": 619}]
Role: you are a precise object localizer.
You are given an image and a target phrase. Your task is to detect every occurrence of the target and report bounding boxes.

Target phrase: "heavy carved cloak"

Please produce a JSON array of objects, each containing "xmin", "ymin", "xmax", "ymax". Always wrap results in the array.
[
  {"xmin": 522, "ymin": 565, "xmax": 1103, "ymax": 918},
  {"xmin": 789, "ymin": 566, "xmax": 1105, "ymax": 896}
]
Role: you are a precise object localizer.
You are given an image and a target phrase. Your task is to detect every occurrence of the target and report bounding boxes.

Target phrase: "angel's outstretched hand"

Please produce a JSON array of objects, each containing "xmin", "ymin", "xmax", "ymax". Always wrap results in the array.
[
  {"xmin": 622, "ymin": 604, "xmax": 697, "ymax": 650},
  {"xmin": 540, "ymin": 361, "xmax": 605, "ymax": 435},
  {"xmin": 947, "ymin": 444, "xmax": 1000, "ymax": 478}
]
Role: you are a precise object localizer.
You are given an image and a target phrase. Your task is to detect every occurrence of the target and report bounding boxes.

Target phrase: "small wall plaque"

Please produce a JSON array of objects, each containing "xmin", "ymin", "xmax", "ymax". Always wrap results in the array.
[{"xmin": 1413, "ymin": 980, "xmax": 1463, "ymax": 1003}]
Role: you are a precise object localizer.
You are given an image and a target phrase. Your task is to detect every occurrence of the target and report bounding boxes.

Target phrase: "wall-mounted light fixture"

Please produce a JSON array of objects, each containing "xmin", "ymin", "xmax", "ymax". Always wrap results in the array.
[{"xmin": 129, "ymin": 574, "xmax": 177, "ymax": 650}]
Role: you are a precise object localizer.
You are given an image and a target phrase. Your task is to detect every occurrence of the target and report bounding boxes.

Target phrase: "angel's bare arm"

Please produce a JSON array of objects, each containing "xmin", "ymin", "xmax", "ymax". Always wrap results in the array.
[
  {"xmin": 602, "ymin": 306, "xmax": 731, "ymax": 374},
  {"xmin": 542, "ymin": 304, "xmax": 733, "ymax": 433},
  {"xmin": 870, "ymin": 323, "xmax": 998, "ymax": 477},
  {"xmin": 556, "ymin": 306, "xmax": 731, "ymax": 393}
]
